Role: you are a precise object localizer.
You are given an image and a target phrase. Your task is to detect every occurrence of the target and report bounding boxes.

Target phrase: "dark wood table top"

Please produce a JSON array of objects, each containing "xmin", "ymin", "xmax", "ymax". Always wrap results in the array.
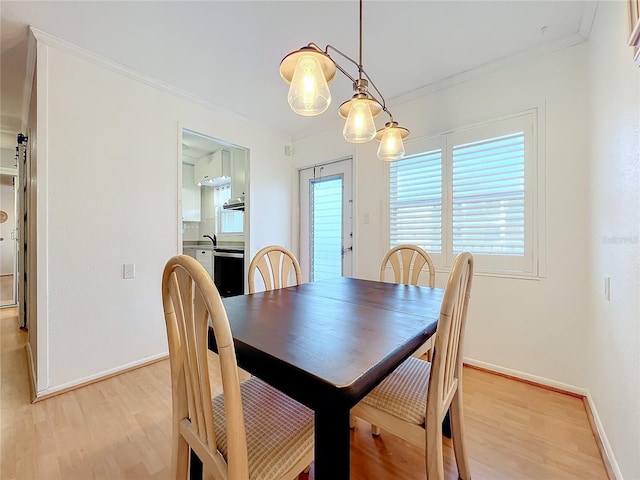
[{"xmin": 218, "ymin": 276, "xmax": 444, "ymax": 409}]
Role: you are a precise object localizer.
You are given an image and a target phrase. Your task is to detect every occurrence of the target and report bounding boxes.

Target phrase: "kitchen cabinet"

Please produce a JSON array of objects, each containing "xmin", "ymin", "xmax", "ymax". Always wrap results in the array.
[
  {"xmin": 182, "ymin": 164, "xmax": 201, "ymax": 221},
  {"xmin": 195, "ymin": 249, "xmax": 213, "ymax": 279},
  {"xmin": 230, "ymin": 150, "xmax": 245, "ymax": 199},
  {"xmin": 195, "ymin": 149, "xmax": 230, "ymax": 184}
]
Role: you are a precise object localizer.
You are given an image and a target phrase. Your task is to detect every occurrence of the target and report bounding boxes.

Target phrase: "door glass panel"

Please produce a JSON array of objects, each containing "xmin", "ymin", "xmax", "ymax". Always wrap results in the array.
[
  {"xmin": 299, "ymin": 159, "xmax": 353, "ymax": 283},
  {"xmin": 310, "ymin": 175, "xmax": 342, "ymax": 281}
]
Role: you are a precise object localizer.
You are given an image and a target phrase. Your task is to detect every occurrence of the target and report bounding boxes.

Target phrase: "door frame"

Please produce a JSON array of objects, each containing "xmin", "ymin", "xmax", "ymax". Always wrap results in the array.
[
  {"xmin": 298, "ymin": 157, "xmax": 354, "ymax": 283},
  {"xmin": 0, "ymin": 170, "xmax": 18, "ymax": 307}
]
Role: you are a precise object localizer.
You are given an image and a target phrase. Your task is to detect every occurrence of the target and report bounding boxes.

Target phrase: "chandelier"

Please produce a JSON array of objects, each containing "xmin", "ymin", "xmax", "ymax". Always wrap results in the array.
[{"xmin": 279, "ymin": 0, "xmax": 409, "ymax": 162}]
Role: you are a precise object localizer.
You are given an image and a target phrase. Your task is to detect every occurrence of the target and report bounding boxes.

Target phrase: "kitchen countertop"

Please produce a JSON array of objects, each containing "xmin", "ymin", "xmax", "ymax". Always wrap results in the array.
[{"xmin": 183, "ymin": 242, "xmax": 245, "ymax": 253}]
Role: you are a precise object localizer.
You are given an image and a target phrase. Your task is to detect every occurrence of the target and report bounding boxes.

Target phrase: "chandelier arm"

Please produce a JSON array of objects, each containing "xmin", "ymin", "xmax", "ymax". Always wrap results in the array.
[
  {"xmin": 325, "ymin": 44, "xmax": 361, "ymax": 82},
  {"xmin": 334, "ymin": 61, "xmax": 359, "ymax": 85},
  {"xmin": 307, "ymin": 42, "xmax": 325, "ymax": 53},
  {"xmin": 360, "ymin": 69, "xmax": 387, "ymax": 109}
]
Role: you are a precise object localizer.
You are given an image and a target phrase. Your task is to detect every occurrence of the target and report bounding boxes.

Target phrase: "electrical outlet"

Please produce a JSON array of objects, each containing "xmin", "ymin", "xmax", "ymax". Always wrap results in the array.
[
  {"xmin": 604, "ymin": 276, "xmax": 610, "ymax": 301},
  {"xmin": 123, "ymin": 263, "xmax": 135, "ymax": 279}
]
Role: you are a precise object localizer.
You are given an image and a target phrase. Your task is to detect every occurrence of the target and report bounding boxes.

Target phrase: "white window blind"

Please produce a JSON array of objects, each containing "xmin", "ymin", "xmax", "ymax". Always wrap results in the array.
[
  {"xmin": 452, "ymin": 132, "xmax": 525, "ymax": 255},
  {"xmin": 388, "ymin": 111, "xmax": 540, "ymax": 277},
  {"xmin": 390, "ymin": 149, "xmax": 442, "ymax": 252},
  {"xmin": 310, "ymin": 175, "xmax": 343, "ymax": 281}
]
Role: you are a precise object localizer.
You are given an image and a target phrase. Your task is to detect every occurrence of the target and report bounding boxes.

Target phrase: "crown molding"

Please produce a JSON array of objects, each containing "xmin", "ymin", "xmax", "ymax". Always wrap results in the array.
[
  {"xmin": 389, "ymin": 32, "xmax": 589, "ymax": 108},
  {"xmin": 29, "ymin": 27, "xmax": 291, "ymax": 141}
]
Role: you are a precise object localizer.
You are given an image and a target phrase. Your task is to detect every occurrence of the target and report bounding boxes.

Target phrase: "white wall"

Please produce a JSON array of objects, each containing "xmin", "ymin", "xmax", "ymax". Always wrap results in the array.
[
  {"xmin": 294, "ymin": 43, "xmax": 592, "ymax": 389},
  {"xmin": 587, "ymin": 2, "xmax": 640, "ymax": 478},
  {"xmin": 34, "ymin": 35, "xmax": 293, "ymax": 394}
]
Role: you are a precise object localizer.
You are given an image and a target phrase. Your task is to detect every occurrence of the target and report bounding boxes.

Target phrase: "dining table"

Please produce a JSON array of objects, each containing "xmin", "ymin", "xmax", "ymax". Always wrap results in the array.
[{"xmin": 207, "ymin": 276, "xmax": 444, "ymax": 480}]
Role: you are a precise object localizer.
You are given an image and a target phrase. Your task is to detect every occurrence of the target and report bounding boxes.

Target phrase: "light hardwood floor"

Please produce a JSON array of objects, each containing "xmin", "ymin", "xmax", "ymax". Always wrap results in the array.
[
  {"xmin": 0, "ymin": 306, "xmax": 608, "ymax": 479},
  {"xmin": 0, "ymin": 274, "xmax": 14, "ymax": 305}
]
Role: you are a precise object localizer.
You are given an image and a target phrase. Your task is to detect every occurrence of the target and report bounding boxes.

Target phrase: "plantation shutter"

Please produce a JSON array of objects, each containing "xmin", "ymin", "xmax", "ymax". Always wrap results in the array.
[
  {"xmin": 451, "ymin": 132, "xmax": 525, "ymax": 255},
  {"xmin": 389, "ymin": 149, "xmax": 442, "ymax": 252}
]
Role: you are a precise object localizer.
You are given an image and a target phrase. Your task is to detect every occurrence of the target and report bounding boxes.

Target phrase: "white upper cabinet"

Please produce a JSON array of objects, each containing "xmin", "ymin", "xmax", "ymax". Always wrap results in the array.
[
  {"xmin": 231, "ymin": 150, "xmax": 246, "ymax": 199},
  {"xmin": 182, "ymin": 164, "xmax": 201, "ymax": 221},
  {"xmin": 195, "ymin": 150, "xmax": 230, "ymax": 185}
]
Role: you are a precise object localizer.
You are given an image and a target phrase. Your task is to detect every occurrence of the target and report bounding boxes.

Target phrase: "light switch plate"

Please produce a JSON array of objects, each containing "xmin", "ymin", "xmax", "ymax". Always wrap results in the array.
[{"xmin": 123, "ymin": 263, "xmax": 135, "ymax": 279}]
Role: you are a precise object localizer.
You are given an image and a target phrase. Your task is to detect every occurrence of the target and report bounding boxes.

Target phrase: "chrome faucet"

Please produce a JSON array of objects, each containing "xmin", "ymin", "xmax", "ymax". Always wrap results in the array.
[{"xmin": 203, "ymin": 234, "xmax": 217, "ymax": 247}]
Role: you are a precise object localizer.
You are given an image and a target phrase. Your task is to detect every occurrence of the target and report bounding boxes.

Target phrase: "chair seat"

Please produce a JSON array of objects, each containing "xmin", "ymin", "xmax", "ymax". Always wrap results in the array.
[
  {"xmin": 212, "ymin": 376, "xmax": 314, "ymax": 480},
  {"xmin": 361, "ymin": 356, "xmax": 432, "ymax": 426}
]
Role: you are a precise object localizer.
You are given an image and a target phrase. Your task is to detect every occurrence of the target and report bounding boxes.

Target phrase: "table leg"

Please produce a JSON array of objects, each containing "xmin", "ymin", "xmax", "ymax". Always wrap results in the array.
[
  {"xmin": 314, "ymin": 406, "xmax": 351, "ymax": 480},
  {"xmin": 190, "ymin": 449, "xmax": 203, "ymax": 479}
]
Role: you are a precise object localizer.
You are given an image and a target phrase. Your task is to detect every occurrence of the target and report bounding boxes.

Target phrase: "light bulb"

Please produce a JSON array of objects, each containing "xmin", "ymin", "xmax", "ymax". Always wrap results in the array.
[
  {"xmin": 377, "ymin": 126, "xmax": 406, "ymax": 161},
  {"xmin": 287, "ymin": 55, "xmax": 331, "ymax": 116},
  {"xmin": 342, "ymin": 99, "xmax": 376, "ymax": 143}
]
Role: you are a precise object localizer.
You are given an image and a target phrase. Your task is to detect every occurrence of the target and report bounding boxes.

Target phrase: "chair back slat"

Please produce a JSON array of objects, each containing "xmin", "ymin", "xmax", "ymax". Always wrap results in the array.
[
  {"xmin": 267, "ymin": 250, "xmax": 284, "ymax": 289},
  {"xmin": 162, "ymin": 255, "xmax": 250, "ymax": 479},
  {"xmin": 254, "ymin": 256, "xmax": 274, "ymax": 291},
  {"xmin": 428, "ymin": 252, "xmax": 473, "ymax": 422},
  {"xmin": 248, "ymin": 245, "xmax": 302, "ymax": 294},
  {"xmin": 380, "ymin": 245, "xmax": 435, "ymax": 287},
  {"xmin": 410, "ymin": 255, "xmax": 428, "ymax": 285}
]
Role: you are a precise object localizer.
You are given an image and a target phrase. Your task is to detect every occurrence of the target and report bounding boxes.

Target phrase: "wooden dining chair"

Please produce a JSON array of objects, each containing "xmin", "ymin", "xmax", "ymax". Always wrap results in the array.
[
  {"xmin": 162, "ymin": 255, "xmax": 314, "ymax": 480},
  {"xmin": 380, "ymin": 244, "xmax": 436, "ymax": 359},
  {"xmin": 380, "ymin": 244, "xmax": 435, "ymax": 287},
  {"xmin": 248, "ymin": 245, "xmax": 302, "ymax": 294},
  {"xmin": 351, "ymin": 251, "xmax": 474, "ymax": 480}
]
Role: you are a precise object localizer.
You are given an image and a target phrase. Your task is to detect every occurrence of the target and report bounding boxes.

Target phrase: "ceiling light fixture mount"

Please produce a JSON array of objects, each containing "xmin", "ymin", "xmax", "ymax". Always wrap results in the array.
[{"xmin": 279, "ymin": 0, "xmax": 409, "ymax": 161}]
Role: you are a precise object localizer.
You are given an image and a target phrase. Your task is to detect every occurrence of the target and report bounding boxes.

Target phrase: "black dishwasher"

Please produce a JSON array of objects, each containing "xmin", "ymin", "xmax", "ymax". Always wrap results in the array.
[{"xmin": 213, "ymin": 248, "xmax": 245, "ymax": 297}]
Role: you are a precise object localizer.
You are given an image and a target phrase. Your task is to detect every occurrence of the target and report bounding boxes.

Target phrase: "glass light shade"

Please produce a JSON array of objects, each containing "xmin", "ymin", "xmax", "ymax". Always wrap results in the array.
[
  {"xmin": 377, "ymin": 127, "xmax": 406, "ymax": 161},
  {"xmin": 287, "ymin": 54, "xmax": 331, "ymax": 116},
  {"xmin": 376, "ymin": 122, "xmax": 409, "ymax": 161},
  {"xmin": 342, "ymin": 98, "xmax": 376, "ymax": 143}
]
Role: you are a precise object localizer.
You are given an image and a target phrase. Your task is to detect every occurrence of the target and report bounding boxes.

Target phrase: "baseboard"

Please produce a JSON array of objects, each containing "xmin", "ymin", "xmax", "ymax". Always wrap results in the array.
[
  {"xmin": 464, "ymin": 357, "xmax": 620, "ymax": 480},
  {"xmin": 463, "ymin": 357, "xmax": 587, "ymax": 396},
  {"xmin": 24, "ymin": 342, "xmax": 37, "ymax": 402},
  {"xmin": 32, "ymin": 354, "xmax": 169, "ymax": 403},
  {"xmin": 583, "ymin": 394, "xmax": 622, "ymax": 480}
]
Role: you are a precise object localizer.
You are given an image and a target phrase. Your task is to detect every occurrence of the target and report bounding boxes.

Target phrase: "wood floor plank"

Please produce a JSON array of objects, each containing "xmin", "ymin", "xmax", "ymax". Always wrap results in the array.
[{"xmin": 0, "ymin": 306, "xmax": 608, "ymax": 479}]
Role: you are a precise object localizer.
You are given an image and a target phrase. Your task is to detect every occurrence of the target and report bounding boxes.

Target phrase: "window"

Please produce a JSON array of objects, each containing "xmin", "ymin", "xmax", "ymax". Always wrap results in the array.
[
  {"xmin": 214, "ymin": 183, "xmax": 243, "ymax": 234},
  {"xmin": 389, "ymin": 111, "xmax": 541, "ymax": 277}
]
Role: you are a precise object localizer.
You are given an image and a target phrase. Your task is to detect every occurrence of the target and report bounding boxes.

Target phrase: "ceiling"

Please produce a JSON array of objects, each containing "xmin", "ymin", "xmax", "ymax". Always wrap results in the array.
[{"xmin": 0, "ymin": 1, "xmax": 596, "ymax": 150}]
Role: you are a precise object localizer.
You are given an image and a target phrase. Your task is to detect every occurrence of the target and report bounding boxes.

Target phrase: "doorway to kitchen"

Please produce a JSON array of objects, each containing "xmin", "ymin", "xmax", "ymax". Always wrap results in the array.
[
  {"xmin": 299, "ymin": 158, "xmax": 353, "ymax": 282},
  {"xmin": 180, "ymin": 128, "xmax": 248, "ymax": 296}
]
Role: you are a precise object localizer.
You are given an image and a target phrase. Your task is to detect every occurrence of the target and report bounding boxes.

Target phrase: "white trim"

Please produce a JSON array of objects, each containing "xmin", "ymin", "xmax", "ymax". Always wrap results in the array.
[
  {"xmin": 176, "ymin": 123, "xmax": 184, "ymax": 254},
  {"xmin": 390, "ymin": 33, "xmax": 587, "ymax": 108},
  {"xmin": 463, "ymin": 357, "xmax": 588, "ymax": 395},
  {"xmin": 584, "ymin": 392, "xmax": 624, "ymax": 480},
  {"xmin": 36, "ymin": 40, "xmax": 50, "ymax": 393},
  {"xmin": 534, "ymin": 102, "xmax": 548, "ymax": 278},
  {"xmin": 28, "ymin": 28, "xmax": 290, "ymax": 141},
  {"xmin": 34, "ymin": 352, "xmax": 168, "ymax": 398},
  {"xmin": 25, "ymin": 341, "xmax": 36, "ymax": 401},
  {"xmin": 0, "ymin": 167, "xmax": 17, "ymax": 176},
  {"xmin": 578, "ymin": 1, "xmax": 599, "ymax": 40},
  {"xmin": 20, "ymin": 31, "xmax": 37, "ymax": 134}
]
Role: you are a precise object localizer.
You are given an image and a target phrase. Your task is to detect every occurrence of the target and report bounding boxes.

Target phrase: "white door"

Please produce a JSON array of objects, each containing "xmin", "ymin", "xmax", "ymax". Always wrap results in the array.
[{"xmin": 299, "ymin": 159, "xmax": 353, "ymax": 282}]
